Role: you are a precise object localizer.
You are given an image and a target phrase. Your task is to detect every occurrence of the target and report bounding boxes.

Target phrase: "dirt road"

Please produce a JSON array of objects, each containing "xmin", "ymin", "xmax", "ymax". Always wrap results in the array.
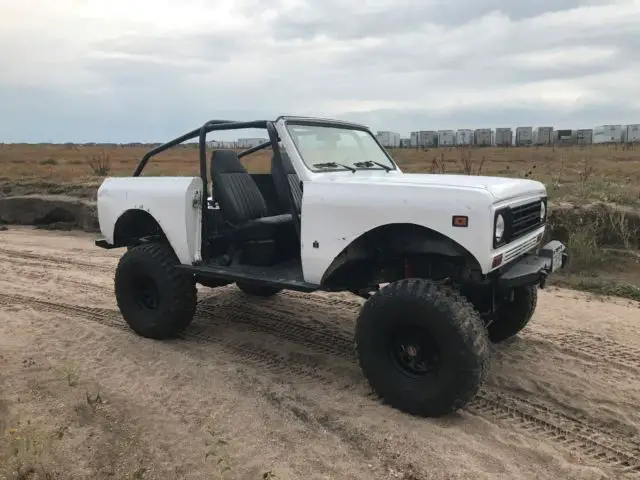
[{"xmin": 1, "ymin": 227, "xmax": 639, "ymax": 479}]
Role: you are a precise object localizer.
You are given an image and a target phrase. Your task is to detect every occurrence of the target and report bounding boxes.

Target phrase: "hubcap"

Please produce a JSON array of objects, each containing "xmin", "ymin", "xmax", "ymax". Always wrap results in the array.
[
  {"xmin": 132, "ymin": 276, "xmax": 160, "ymax": 311},
  {"xmin": 389, "ymin": 326, "xmax": 440, "ymax": 377}
]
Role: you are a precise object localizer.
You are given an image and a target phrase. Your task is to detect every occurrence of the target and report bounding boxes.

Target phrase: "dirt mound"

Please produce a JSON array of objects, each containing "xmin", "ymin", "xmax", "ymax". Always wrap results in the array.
[
  {"xmin": 546, "ymin": 202, "xmax": 640, "ymax": 249},
  {"xmin": 0, "ymin": 195, "xmax": 99, "ymax": 232}
]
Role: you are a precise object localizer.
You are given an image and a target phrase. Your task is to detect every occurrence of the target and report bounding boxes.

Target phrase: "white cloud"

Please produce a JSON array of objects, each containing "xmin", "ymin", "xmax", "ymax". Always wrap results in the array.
[{"xmin": 0, "ymin": 0, "xmax": 639, "ymax": 141}]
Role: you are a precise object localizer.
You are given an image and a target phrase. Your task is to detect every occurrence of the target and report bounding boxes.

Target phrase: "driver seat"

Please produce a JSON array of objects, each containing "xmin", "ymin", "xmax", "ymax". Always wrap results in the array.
[{"xmin": 210, "ymin": 149, "xmax": 292, "ymax": 242}]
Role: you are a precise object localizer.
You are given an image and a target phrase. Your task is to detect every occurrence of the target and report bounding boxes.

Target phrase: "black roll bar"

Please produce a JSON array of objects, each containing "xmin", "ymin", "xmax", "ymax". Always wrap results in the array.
[{"xmin": 132, "ymin": 120, "xmax": 233, "ymax": 177}]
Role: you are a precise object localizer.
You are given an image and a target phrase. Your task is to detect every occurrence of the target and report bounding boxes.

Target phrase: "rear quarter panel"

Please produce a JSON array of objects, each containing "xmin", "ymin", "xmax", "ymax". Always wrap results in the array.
[
  {"xmin": 97, "ymin": 176, "xmax": 203, "ymax": 264},
  {"xmin": 300, "ymin": 181, "xmax": 494, "ymax": 284}
]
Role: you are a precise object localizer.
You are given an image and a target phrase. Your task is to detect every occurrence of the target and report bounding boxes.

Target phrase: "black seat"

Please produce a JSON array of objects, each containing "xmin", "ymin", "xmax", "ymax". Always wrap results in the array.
[
  {"xmin": 210, "ymin": 149, "xmax": 292, "ymax": 241},
  {"xmin": 270, "ymin": 149, "xmax": 302, "ymax": 214}
]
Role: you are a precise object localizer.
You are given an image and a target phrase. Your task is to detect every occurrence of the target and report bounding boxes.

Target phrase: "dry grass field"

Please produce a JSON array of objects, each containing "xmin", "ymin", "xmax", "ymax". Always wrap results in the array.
[
  {"xmin": 1, "ymin": 143, "xmax": 640, "ymax": 207},
  {"xmin": 2, "ymin": 142, "xmax": 639, "ymax": 300}
]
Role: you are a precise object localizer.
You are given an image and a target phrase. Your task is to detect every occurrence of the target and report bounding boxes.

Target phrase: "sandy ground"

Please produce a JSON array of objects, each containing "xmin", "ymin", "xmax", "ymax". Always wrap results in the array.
[{"xmin": 1, "ymin": 227, "xmax": 639, "ymax": 480}]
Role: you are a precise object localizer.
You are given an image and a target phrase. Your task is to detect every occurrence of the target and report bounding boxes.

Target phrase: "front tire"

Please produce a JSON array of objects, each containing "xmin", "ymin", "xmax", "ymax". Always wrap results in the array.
[
  {"xmin": 355, "ymin": 278, "xmax": 490, "ymax": 417},
  {"xmin": 487, "ymin": 285, "xmax": 538, "ymax": 343},
  {"xmin": 115, "ymin": 243, "xmax": 197, "ymax": 339}
]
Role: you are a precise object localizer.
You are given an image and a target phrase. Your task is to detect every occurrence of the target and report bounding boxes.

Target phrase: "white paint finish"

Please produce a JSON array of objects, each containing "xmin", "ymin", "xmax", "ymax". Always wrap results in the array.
[
  {"xmin": 96, "ymin": 176, "xmax": 203, "ymax": 264},
  {"xmin": 298, "ymin": 172, "xmax": 546, "ymax": 284}
]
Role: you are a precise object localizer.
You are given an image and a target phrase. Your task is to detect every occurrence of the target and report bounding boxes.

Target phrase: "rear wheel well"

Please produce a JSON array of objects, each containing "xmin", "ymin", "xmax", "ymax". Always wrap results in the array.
[
  {"xmin": 113, "ymin": 209, "xmax": 166, "ymax": 247},
  {"xmin": 320, "ymin": 223, "xmax": 483, "ymax": 289}
]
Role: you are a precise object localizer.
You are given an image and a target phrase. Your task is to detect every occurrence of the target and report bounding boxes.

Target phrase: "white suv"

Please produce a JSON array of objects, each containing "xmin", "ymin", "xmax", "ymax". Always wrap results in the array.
[{"xmin": 95, "ymin": 116, "xmax": 568, "ymax": 417}]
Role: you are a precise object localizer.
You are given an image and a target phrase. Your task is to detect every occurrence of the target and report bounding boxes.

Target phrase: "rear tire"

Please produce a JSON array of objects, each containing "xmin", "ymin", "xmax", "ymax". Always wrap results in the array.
[
  {"xmin": 115, "ymin": 243, "xmax": 197, "ymax": 339},
  {"xmin": 236, "ymin": 282, "xmax": 282, "ymax": 297},
  {"xmin": 487, "ymin": 285, "xmax": 537, "ymax": 343},
  {"xmin": 355, "ymin": 278, "xmax": 490, "ymax": 417}
]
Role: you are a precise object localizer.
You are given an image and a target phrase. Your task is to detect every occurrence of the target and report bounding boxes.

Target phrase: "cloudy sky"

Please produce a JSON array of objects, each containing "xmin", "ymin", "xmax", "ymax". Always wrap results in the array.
[{"xmin": 1, "ymin": 0, "xmax": 639, "ymax": 142}]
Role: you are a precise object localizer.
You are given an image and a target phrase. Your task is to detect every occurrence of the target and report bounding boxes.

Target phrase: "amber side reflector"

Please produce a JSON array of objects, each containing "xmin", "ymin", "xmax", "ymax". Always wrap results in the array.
[
  {"xmin": 452, "ymin": 215, "xmax": 469, "ymax": 227},
  {"xmin": 492, "ymin": 254, "xmax": 503, "ymax": 268}
]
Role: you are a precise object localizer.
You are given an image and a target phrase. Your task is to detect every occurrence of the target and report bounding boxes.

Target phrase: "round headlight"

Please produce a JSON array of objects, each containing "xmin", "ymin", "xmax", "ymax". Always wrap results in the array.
[
  {"xmin": 540, "ymin": 201, "xmax": 546, "ymax": 220},
  {"xmin": 495, "ymin": 214, "xmax": 505, "ymax": 242}
]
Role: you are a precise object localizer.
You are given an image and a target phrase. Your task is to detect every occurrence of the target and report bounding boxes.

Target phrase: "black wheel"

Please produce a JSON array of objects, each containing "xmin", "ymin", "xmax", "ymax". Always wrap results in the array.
[
  {"xmin": 487, "ymin": 285, "xmax": 538, "ymax": 343},
  {"xmin": 236, "ymin": 281, "xmax": 282, "ymax": 297},
  {"xmin": 115, "ymin": 243, "xmax": 197, "ymax": 339},
  {"xmin": 355, "ymin": 278, "xmax": 490, "ymax": 417}
]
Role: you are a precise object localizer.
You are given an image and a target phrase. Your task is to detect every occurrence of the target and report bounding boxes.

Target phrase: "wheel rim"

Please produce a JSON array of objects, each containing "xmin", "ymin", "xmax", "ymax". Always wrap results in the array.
[
  {"xmin": 132, "ymin": 276, "xmax": 160, "ymax": 311},
  {"xmin": 388, "ymin": 325, "xmax": 440, "ymax": 377}
]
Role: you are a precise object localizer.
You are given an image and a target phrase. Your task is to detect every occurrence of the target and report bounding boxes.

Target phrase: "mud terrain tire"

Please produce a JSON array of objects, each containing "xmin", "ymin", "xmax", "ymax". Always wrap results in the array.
[
  {"xmin": 115, "ymin": 243, "xmax": 197, "ymax": 339},
  {"xmin": 355, "ymin": 278, "xmax": 490, "ymax": 417},
  {"xmin": 236, "ymin": 282, "xmax": 282, "ymax": 297},
  {"xmin": 488, "ymin": 285, "xmax": 538, "ymax": 343}
]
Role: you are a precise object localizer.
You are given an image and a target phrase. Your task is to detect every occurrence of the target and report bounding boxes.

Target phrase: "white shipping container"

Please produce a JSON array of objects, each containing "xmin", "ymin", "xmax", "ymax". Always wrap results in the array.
[
  {"xmin": 533, "ymin": 127, "xmax": 553, "ymax": 145},
  {"xmin": 515, "ymin": 126, "xmax": 533, "ymax": 146},
  {"xmin": 376, "ymin": 131, "xmax": 401, "ymax": 148},
  {"xmin": 624, "ymin": 124, "xmax": 640, "ymax": 143},
  {"xmin": 421, "ymin": 131, "xmax": 438, "ymax": 147},
  {"xmin": 593, "ymin": 125, "xmax": 623, "ymax": 144},
  {"xmin": 575, "ymin": 129, "xmax": 593, "ymax": 145},
  {"xmin": 237, "ymin": 137, "xmax": 268, "ymax": 149},
  {"xmin": 555, "ymin": 129, "xmax": 574, "ymax": 144},
  {"xmin": 495, "ymin": 128, "xmax": 513, "ymax": 146},
  {"xmin": 437, "ymin": 130, "xmax": 455, "ymax": 146},
  {"xmin": 409, "ymin": 130, "xmax": 437, "ymax": 148},
  {"xmin": 410, "ymin": 131, "xmax": 419, "ymax": 148},
  {"xmin": 455, "ymin": 129, "xmax": 474, "ymax": 146},
  {"xmin": 474, "ymin": 128, "xmax": 492, "ymax": 146}
]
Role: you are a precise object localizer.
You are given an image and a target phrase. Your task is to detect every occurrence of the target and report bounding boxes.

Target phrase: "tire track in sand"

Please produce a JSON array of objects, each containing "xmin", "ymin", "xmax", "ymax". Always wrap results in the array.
[
  {"xmin": 2, "ymin": 292, "xmax": 640, "ymax": 476},
  {"xmin": 0, "ymin": 246, "xmax": 114, "ymax": 272},
  {"xmin": 4, "ymin": 247, "xmax": 640, "ymax": 375}
]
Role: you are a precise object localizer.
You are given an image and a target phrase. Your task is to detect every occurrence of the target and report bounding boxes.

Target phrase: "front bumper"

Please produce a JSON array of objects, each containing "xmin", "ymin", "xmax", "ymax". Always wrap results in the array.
[{"xmin": 497, "ymin": 240, "xmax": 568, "ymax": 289}]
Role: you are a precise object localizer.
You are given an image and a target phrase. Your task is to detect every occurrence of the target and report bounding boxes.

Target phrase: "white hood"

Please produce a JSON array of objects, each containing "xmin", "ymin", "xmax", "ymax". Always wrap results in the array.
[{"xmin": 315, "ymin": 172, "xmax": 546, "ymax": 202}]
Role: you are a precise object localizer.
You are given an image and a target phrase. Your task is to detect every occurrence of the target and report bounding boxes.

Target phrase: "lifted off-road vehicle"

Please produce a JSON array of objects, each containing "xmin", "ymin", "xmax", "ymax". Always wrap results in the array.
[{"xmin": 95, "ymin": 116, "xmax": 567, "ymax": 417}]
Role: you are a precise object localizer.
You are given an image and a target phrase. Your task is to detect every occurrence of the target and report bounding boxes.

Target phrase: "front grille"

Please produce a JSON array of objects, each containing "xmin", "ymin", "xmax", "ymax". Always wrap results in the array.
[{"xmin": 510, "ymin": 200, "xmax": 543, "ymax": 240}]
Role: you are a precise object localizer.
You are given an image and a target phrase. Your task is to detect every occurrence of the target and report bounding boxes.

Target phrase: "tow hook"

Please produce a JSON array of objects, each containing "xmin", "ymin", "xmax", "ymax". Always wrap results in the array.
[{"xmin": 539, "ymin": 272, "xmax": 548, "ymax": 289}]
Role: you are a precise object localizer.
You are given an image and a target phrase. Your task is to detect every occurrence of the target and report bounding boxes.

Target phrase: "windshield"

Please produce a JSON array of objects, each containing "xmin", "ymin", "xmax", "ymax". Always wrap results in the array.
[{"xmin": 285, "ymin": 123, "xmax": 397, "ymax": 172}]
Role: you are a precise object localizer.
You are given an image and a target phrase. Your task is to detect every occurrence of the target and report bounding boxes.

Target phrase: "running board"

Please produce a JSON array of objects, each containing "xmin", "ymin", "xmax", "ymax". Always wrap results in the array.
[{"xmin": 176, "ymin": 262, "xmax": 320, "ymax": 292}]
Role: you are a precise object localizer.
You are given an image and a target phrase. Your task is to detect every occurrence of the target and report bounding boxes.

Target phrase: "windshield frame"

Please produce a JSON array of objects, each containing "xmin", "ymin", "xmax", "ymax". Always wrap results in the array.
[{"xmin": 283, "ymin": 120, "xmax": 399, "ymax": 173}]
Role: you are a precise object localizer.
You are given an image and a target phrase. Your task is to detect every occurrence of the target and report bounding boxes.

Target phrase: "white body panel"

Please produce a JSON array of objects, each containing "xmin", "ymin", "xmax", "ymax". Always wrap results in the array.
[
  {"xmin": 97, "ymin": 176, "xmax": 203, "ymax": 264},
  {"xmin": 515, "ymin": 126, "xmax": 533, "ymax": 146},
  {"xmin": 533, "ymin": 127, "xmax": 553, "ymax": 145},
  {"xmin": 295, "ymin": 171, "xmax": 546, "ymax": 284},
  {"xmin": 455, "ymin": 129, "xmax": 474, "ymax": 146},
  {"xmin": 593, "ymin": 125, "xmax": 623, "ymax": 143},
  {"xmin": 473, "ymin": 129, "xmax": 492, "ymax": 146},
  {"xmin": 438, "ymin": 130, "xmax": 455, "ymax": 146},
  {"xmin": 624, "ymin": 124, "xmax": 640, "ymax": 143},
  {"xmin": 494, "ymin": 128, "xmax": 513, "ymax": 146}
]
